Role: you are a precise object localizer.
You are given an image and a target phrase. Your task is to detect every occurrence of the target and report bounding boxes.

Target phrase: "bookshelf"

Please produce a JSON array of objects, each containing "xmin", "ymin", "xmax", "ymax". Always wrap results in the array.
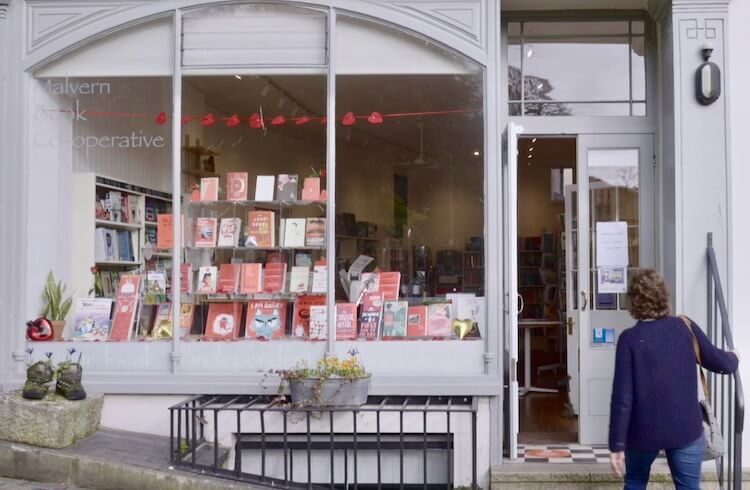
[
  {"xmin": 518, "ymin": 234, "xmax": 558, "ymax": 321},
  {"xmin": 463, "ymin": 251, "xmax": 484, "ymax": 294}
]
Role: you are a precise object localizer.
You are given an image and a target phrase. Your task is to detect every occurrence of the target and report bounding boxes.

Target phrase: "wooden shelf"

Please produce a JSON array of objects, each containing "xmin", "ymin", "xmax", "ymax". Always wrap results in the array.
[
  {"xmin": 96, "ymin": 261, "xmax": 140, "ymax": 267},
  {"xmin": 95, "ymin": 219, "xmax": 142, "ymax": 231},
  {"xmin": 182, "ymin": 169, "xmax": 218, "ymax": 179}
]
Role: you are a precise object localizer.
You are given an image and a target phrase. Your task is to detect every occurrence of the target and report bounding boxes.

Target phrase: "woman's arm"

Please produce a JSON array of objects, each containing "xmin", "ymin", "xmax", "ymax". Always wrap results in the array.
[
  {"xmin": 609, "ymin": 332, "xmax": 634, "ymax": 453},
  {"xmin": 687, "ymin": 317, "xmax": 739, "ymax": 374}
]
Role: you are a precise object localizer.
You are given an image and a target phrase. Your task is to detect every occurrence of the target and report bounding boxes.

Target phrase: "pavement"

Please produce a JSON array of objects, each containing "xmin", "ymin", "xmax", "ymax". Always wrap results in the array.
[{"xmin": 0, "ymin": 478, "xmax": 88, "ymax": 489}]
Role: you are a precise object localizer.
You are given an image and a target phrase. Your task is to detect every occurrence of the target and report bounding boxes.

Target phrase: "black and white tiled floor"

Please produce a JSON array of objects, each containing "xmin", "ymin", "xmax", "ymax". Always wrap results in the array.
[{"xmin": 517, "ymin": 444, "xmax": 668, "ymax": 464}]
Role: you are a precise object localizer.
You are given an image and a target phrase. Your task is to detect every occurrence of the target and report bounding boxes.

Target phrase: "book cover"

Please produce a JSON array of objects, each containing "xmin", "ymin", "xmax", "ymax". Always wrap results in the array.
[
  {"xmin": 301, "ymin": 177, "xmax": 320, "ymax": 201},
  {"xmin": 312, "ymin": 264, "xmax": 327, "ymax": 293},
  {"xmin": 109, "ymin": 275, "xmax": 142, "ymax": 341},
  {"xmin": 335, "ymin": 303, "xmax": 357, "ymax": 340},
  {"xmin": 279, "ymin": 219, "xmax": 286, "ymax": 247},
  {"xmin": 121, "ymin": 194, "xmax": 130, "ymax": 223},
  {"xmin": 295, "ymin": 253, "xmax": 312, "ymax": 267},
  {"xmin": 196, "ymin": 266, "xmax": 218, "ymax": 294},
  {"xmin": 446, "ymin": 293, "xmax": 476, "ymax": 322},
  {"xmin": 217, "ymin": 218, "xmax": 241, "ymax": 247},
  {"xmin": 309, "ymin": 305, "xmax": 327, "ymax": 340},
  {"xmin": 382, "ymin": 301, "xmax": 408, "ymax": 337},
  {"xmin": 152, "ymin": 303, "xmax": 173, "ymax": 339},
  {"xmin": 94, "ymin": 228, "xmax": 113, "ymax": 261},
  {"xmin": 204, "ymin": 303, "xmax": 242, "ymax": 340},
  {"xmin": 101, "ymin": 228, "xmax": 116, "ymax": 261},
  {"xmin": 291, "ymin": 295, "xmax": 326, "ymax": 338},
  {"xmin": 358, "ymin": 291, "xmax": 384, "ymax": 340},
  {"xmin": 240, "ymin": 263, "xmax": 263, "ymax": 294},
  {"xmin": 245, "ymin": 300, "xmax": 287, "ymax": 339},
  {"xmin": 456, "ymin": 296, "xmax": 484, "ymax": 339},
  {"xmin": 200, "ymin": 177, "xmax": 219, "ymax": 202},
  {"xmin": 136, "ymin": 303, "xmax": 157, "ymax": 339},
  {"xmin": 217, "ymin": 263, "xmax": 241, "ymax": 294},
  {"xmin": 283, "ymin": 218, "xmax": 306, "ymax": 248},
  {"xmin": 179, "ymin": 304, "xmax": 195, "ymax": 339},
  {"xmin": 276, "ymin": 174, "xmax": 299, "ymax": 201},
  {"xmin": 426, "ymin": 303, "xmax": 452, "ymax": 338},
  {"xmin": 305, "ymin": 217, "xmax": 326, "ymax": 247},
  {"xmin": 180, "ymin": 263, "xmax": 193, "ymax": 294},
  {"xmin": 127, "ymin": 195, "xmax": 140, "ymax": 224},
  {"xmin": 262, "ymin": 263, "xmax": 287, "ymax": 293},
  {"xmin": 145, "ymin": 271, "xmax": 167, "ymax": 296},
  {"xmin": 378, "ymin": 272, "xmax": 401, "ymax": 302},
  {"xmin": 195, "ymin": 217, "xmax": 218, "ymax": 248},
  {"xmin": 360, "ymin": 272, "xmax": 380, "ymax": 295},
  {"xmin": 406, "ymin": 305, "xmax": 428, "ymax": 337},
  {"xmin": 227, "ymin": 172, "xmax": 248, "ymax": 201},
  {"xmin": 70, "ymin": 298, "xmax": 113, "ymax": 341},
  {"xmin": 255, "ymin": 175, "xmax": 276, "ymax": 201},
  {"xmin": 246, "ymin": 211, "xmax": 275, "ymax": 248},
  {"xmin": 289, "ymin": 265, "xmax": 310, "ymax": 293}
]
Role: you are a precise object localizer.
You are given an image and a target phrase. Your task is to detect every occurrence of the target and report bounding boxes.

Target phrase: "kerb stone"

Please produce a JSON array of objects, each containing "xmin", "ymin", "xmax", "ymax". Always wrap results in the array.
[{"xmin": 0, "ymin": 391, "xmax": 102, "ymax": 448}]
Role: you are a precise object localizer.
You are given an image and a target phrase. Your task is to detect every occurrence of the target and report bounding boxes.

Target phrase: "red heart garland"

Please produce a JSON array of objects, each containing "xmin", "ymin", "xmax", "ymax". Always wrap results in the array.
[
  {"xmin": 155, "ymin": 112, "xmax": 168, "ymax": 125},
  {"xmin": 295, "ymin": 116, "xmax": 311, "ymax": 125},
  {"xmin": 201, "ymin": 113, "xmax": 216, "ymax": 127},
  {"xmin": 181, "ymin": 115, "xmax": 193, "ymax": 125},
  {"xmin": 226, "ymin": 114, "xmax": 240, "ymax": 128},
  {"xmin": 271, "ymin": 115, "xmax": 286, "ymax": 126},
  {"xmin": 249, "ymin": 113, "xmax": 263, "ymax": 129},
  {"xmin": 367, "ymin": 112, "xmax": 384, "ymax": 124},
  {"xmin": 320, "ymin": 117, "xmax": 327, "ymax": 124},
  {"xmin": 342, "ymin": 112, "xmax": 356, "ymax": 126}
]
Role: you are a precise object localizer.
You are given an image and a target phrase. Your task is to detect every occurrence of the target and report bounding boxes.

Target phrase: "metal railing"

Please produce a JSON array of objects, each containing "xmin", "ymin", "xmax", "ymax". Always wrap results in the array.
[
  {"xmin": 169, "ymin": 395, "xmax": 479, "ymax": 489},
  {"xmin": 706, "ymin": 232, "xmax": 745, "ymax": 489}
]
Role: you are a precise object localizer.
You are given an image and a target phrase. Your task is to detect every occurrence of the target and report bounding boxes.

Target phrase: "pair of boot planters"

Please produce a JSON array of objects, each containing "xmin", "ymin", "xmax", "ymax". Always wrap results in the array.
[{"xmin": 23, "ymin": 357, "xmax": 86, "ymax": 401}]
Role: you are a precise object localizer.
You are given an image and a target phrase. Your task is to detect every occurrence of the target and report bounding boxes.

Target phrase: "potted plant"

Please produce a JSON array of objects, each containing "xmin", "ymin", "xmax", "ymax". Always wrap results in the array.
[
  {"xmin": 280, "ymin": 349, "xmax": 370, "ymax": 407},
  {"xmin": 40, "ymin": 271, "xmax": 74, "ymax": 340}
]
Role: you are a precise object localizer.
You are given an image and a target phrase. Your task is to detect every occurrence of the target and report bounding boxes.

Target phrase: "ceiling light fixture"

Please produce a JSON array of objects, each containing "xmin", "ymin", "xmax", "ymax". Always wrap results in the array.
[
  {"xmin": 529, "ymin": 147, "xmax": 534, "ymax": 152},
  {"xmin": 531, "ymin": 138, "xmax": 537, "ymax": 143},
  {"xmin": 527, "ymin": 154, "xmax": 532, "ymax": 159},
  {"xmin": 234, "ymin": 75, "xmax": 242, "ymax": 80},
  {"xmin": 473, "ymin": 150, "xmax": 480, "ymax": 156}
]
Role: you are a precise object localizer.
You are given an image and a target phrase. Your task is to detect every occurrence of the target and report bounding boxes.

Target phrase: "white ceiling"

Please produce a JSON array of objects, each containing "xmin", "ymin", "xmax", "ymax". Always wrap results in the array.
[{"xmin": 502, "ymin": 0, "xmax": 647, "ymax": 10}]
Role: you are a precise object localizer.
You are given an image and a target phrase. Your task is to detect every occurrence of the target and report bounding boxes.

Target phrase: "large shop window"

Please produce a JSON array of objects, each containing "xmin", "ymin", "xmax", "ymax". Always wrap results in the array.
[{"xmin": 507, "ymin": 20, "xmax": 646, "ymax": 116}]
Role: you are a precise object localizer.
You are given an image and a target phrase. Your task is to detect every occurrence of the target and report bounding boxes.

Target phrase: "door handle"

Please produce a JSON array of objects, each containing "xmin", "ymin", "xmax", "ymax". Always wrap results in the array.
[
  {"xmin": 517, "ymin": 293, "xmax": 525, "ymax": 314},
  {"xmin": 567, "ymin": 317, "xmax": 574, "ymax": 335},
  {"xmin": 581, "ymin": 290, "xmax": 588, "ymax": 311}
]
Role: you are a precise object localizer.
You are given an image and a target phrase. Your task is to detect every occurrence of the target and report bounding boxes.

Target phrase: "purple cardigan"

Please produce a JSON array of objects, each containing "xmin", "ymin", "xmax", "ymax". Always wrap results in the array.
[{"xmin": 608, "ymin": 316, "xmax": 738, "ymax": 452}]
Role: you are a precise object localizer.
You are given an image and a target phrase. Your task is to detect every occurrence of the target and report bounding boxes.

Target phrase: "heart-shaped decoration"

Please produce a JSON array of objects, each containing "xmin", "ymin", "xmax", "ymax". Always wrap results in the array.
[
  {"xmin": 226, "ymin": 114, "xmax": 240, "ymax": 127},
  {"xmin": 181, "ymin": 115, "xmax": 193, "ymax": 125},
  {"xmin": 367, "ymin": 111, "xmax": 384, "ymax": 124},
  {"xmin": 271, "ymin": 115, "xmax": 286, "ymax": 126},
  {"xmin": 155, "ymin": 112, "xmax": 168, "ymax": 125},
  {"xmin": 295, "ymin": 116, "xmax": 311, "ymax": 125},
  {"xmin": 201, "ymin": 113, "xmax": 216, "ymax": 127},
  {"xmin": 452, "ymin": 319, "xmax": 474, "ymax": 340},
  {"xmin": 249, "ymin": 113, "xmax": 263, "ymax": 129},
  {"xmin": 342, "ymin": 112, "xmax": 356, "ymax": 126}
]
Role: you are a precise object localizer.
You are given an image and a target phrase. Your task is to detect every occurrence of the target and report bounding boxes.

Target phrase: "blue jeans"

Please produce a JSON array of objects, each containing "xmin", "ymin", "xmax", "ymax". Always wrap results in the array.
[{"xmin": 624, "ymin": 434, "xmax": 704, "ymax": 490}]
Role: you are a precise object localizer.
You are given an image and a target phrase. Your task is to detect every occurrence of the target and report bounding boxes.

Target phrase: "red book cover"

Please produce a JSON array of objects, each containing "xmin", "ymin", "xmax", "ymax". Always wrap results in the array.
[
  {"xmin": 195, "ymin": 217, "xmax": 217, "ymax": 248},
  {"xmin": 358, "ymin": 292, "xmax": 384, "ymax": 340},
  {"xmin": 407, "ymin": 305, "xmax": 428, "ymax": 337},
  {"xmin": 227, "ymin": 172, "xmax": 248, "ymax": 201},
  {"xmin": 157, "ymin": 214, "xmax": 173, "ymax": 250},
  {"xmin": 378, "ymin": 272, "xmax": 401, "ymax": 302},
  {"xmin": 426, "ymin": 303, "xmax": 452, "ymax": 338},
  {"xmin": 335, "ymin": 303, "xmax": 358, "ymax": 340},
  {"xmin": 245, "ymin": 300, "xmax": 287, "ymax": 340},
  {"xmin": 291, "ymin": 295, "xmax": 326, "ymax": 338},
  {"xmin": 200, "ymin": 177, "xmax": 219, "ymax": 202},
  {"xmin": 217, "ymin": 264, "xmax": 241, "ymax": 294},
  {"xmin": 203, "ymin": 303, "xmax": 242, "ymax": 340},
  {"xmin": 263, "ymin": 263, "xmax": 287, "ymax": 293},
  {"xmin": 240, "ymin": 263, "xmax": 263, "ymax": 294},
  {"xmin": 109, "ymin": 275, "xmax": 142, "ymax": 341},
  {"xmin": 180, "ymin": 263, "xmax": 192, "ymax": 293},
  {"xmin": 301, "ymin": 177, "xmax": 320, "ymax": 201},
  {"xmin": 246, "ymin": 211, "xmax": 275, "ymax": 248}
]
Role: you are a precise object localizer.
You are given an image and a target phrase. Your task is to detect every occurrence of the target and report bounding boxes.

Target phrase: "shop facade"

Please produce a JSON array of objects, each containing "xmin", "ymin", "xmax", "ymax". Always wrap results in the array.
[{"xmin": 0, "ymin": 0, "xmax": 748, "ymax": 485}]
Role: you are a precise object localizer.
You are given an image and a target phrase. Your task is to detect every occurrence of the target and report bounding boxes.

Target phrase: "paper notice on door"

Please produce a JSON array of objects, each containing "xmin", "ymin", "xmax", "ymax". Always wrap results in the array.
[
  {"xmin": 598, "ymin": 266, "xmax": 627, "ymax": 293},
  {"xmin": 596, "ymin": 221, "xmax": 629, "ymax": 267}
]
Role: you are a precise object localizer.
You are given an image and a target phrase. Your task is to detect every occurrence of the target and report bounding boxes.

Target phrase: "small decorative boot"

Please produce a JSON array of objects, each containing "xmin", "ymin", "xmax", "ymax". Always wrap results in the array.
[
  {"xmin": 22, "ymin": 361, "xmax": 54, "ymax": 400},
  {"xmin": 56, "ymin": 362, "xmax": 86, "ymax": 400}
]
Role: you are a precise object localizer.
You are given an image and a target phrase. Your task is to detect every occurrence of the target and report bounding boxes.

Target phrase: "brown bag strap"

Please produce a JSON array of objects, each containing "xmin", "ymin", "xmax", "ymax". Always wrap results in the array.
[{"xmin": 679, "ymin": 315, "xmax": 710, "ymax": 400}]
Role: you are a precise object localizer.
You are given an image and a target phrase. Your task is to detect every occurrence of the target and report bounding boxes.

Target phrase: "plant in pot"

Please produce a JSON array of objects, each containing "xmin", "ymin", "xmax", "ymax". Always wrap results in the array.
[
  {"xmin": 279, "ymin": 349, "xmax": 370, "ymax": 407},
  {"xmin": 40, "ymin": 271, "xmax": 74, "ymax": 341}
]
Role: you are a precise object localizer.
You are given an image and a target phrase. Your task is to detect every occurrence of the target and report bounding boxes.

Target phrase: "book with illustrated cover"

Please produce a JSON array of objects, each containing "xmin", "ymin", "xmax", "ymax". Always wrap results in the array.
[
  {"xmin": 217, "ymin": 263, "xmax": 241, "ymax": 294},
  {"xmin": 217, "ymin": 218, "xmax": 241, "ymax": 247},
  {"xmin": 95, "ymin": 228, "xmax": 116, "ymax": 261},
  {"xmin": 255, "ymin": 175, "xmax": 275, "ymax": 201},
  {"xmin": 227, "ymin": 172, "xmax": 248, "ymax": 201},
  {"xmin": 195, "ymin": 218, "xmax": 217, "ymax": 248},
  {"xmin": 152, "ymin": 303, "xmax": 173, "ymax": 339},
  {"xmin": 70, "ymin": 298, "xmax": 113, "ymax": 341},
  {"xmin": 291, "ymin": 295, "xmax": 326, "ymax": 338},
  {"xmin": 335, "ymin": 303, "xmax": 357, "ymax": 340},
  {"xmin": 283, "ymin": 218, "xmax": 306, "ymax": 248},
  {"xmin": 240, "ymin": 263, "xmax": 263, "ymax": 294},
  {"xmin": 309, "ymin": 305, "xmax": 327, "ymax": 340},
  {"xmin": 127, "ymin": 195, "xmax": 140, "ymax": 224},
  {"xmin": 456, "ymin": 296, "xmax": 484, "ymax": 339},
  {"xmin": 360, "ymin": 272, "xmax": 380, "ymax": 295},
  {"xmin": 358, "ymin": 292, "xmax": 384, "ymax": 340},
  {"xmin": 312, "ymin": 264, "xmax": 327, "ymax": 293},
  {"xmin": 200, "ymin": 177, "xmax": 219, "ymax": 202},
  {"xmin": 246, "ymin": 211, "xmax": 275, "ymax": 248},
  {"xmin": 381, "ymin": 301, "xmax": 408, "ymax": 337},
  {"xmin": 425, "ymin": 303, "xmax": 452, "ymax": 338},
  {"xmin": 136, "ymin": 303, "xmax": 157, "ymax": 339},
  {"xmin": 263, "ymin": 263, "xmax": 287, "ymax": 293},
  {"xmin": 109, "ymin": 275, "xmax": 142, "ymax": 341},
  {"xmin": 180, "ymin": 263, "xmax": 193, "ymax": 293},
  {"xmin": 406, "ymin": 305, "xmax": 428, "ymax": 337},
  {"xmin": 196, "ymin": 266, "xmax": 218, "ymax": 294},
  {"xmin": 245, "ymin": 300, "xmax": 287, "ymax": 339},
  {"xmin": 305, "ymin": 217, "xmax": 325, "ymax": 247},
  {"xmin": 289, "ymin": 266, "xmax": 310, "ymax": 293},
  {"xmin": 276, "ymin": 174, "xmax": 299, "ymax": 201},
  {"xmin": 179, "ymin": 304, "xmax": 195, "ymax": 339},
  {"xmin": 203, "ymin": 303, "xmax": 242, "ymax": 340}
]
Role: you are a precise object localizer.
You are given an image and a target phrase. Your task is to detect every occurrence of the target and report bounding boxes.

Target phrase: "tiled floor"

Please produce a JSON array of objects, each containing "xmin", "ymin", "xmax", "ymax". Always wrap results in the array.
[{"xmin": 517, "ymin": 444, "xmax": 668, "ymax": 464}]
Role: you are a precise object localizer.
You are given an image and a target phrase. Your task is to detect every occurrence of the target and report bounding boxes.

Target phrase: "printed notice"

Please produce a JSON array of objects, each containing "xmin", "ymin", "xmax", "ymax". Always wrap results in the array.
[
  {"xmin": 598, "ymin": 266, "xmax": 627, "ymax": 293},
  {"xmin": 596, "ymin": 221, "xmax": 629, "ymax": 267}
]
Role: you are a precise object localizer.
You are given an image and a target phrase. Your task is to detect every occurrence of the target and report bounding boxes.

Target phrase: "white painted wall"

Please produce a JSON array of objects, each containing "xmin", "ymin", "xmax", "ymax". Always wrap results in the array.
[{"xmin": 728, "ymin": 0, "xmax": 750, "ymax": 468}]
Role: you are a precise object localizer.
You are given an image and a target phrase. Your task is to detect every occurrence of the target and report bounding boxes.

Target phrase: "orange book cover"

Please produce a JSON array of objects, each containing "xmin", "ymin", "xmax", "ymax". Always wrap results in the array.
[
  {"xmin": 109, "ymin": 275, "xmax": 142, "ymax": 341},
  {"xmin": 245, "ymin": 300, "xmax": 287, "ymax": 340},
  {"xmin": 194, "ymin": 217, "xmax": 217, "ymax": 248},
  {"xmin": 378, "ymin": 272, "xmax": 401, "ymax": 302},
  {"xmin": 291, "ymin": 295, "xmax": 326, "ymax": 338},
  {"xmin": 200, "ymin": 177, "xmax": 219, "ymax": 202},
  {"xmin": 246, "ymin": 211, "xmax": 275, "ymax": 248},
  {"xmin": 262, "ymin": 263, "xmax": 287, "ymax": 293},
  {"xmin": 217, "ymin": 263, "xmax": 241, "ymax": 294},
  {"xmin": 203, "ymin": 303, "xmax": 241, "ymax": 340},
  {"xmin": 407, "ymin": 305, "xmax": 428, "ymax": 337},
  {"xmin": 335, "ymin": 303, "xmax": 358, "ymax": 340},
  {"xmin": 301, "ymin": 177, "xmax": 320, "ymax": 201},
  {"xmin": 157, "ymin": 214, "xmax": 173, "ymax": 250},
  {"xmin": 226, "ymin": 172, "xmax": 248, "ymax": 201},
  {"xmin": 240, "ymin": 263, "xmax": 263, "ymax": 294}
]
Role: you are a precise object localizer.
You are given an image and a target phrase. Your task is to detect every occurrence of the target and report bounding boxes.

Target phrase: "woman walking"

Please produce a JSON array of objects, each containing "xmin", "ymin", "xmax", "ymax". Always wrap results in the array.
[{"xmin": 609, "ymin": 269, "xmax": 738, "ymax": 489}]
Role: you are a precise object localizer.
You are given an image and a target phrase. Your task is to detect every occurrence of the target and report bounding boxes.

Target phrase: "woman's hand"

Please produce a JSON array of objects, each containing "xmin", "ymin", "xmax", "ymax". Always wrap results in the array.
[{"xmin": 610, "ymin": 451, "xmax": 625, "ymax": 477}]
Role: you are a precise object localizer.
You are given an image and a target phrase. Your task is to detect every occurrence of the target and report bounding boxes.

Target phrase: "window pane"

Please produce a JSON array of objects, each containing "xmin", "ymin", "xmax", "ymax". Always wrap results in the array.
[
  {"xmin": 632, "ymin": 102, "xmax": 646, "ymax": 116},
  {"xmin": 523, "ymin": 102, "xmax": 629, "ymax": 116},
  {"xmin": 631, "ymin": 36, "xmax": 646, "ymax": 101},
  {"xmin": 508, "ymin": 39, "xmax": 521, "ymax": 101},
  {"xmin": 523, "ymin": 21, "xmax": 630, "ymax": 37}
]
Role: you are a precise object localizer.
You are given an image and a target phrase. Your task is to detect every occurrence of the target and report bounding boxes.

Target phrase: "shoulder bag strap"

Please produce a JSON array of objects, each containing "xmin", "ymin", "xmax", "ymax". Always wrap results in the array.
[{"xmin": 679, "ymin": 315, "xmax": 710, "ymax": 400}]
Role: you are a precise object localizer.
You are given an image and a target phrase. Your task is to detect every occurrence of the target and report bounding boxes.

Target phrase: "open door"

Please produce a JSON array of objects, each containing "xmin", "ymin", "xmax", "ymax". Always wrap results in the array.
[{"xmin": 503, "ymin": 122, "xmax": 523, "ymax": 459}]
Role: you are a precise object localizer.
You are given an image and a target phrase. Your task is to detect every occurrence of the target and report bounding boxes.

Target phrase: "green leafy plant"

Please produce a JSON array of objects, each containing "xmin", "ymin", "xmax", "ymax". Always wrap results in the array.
[{"xmin": 40, "ymin": 271, "xmax": 74, "ymax": 321}]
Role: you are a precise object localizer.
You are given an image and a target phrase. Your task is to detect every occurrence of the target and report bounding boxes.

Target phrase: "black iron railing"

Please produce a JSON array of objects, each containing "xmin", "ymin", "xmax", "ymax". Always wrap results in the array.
[
  {"xmin": 706, "ymin": 233, "xmax": 745, "ymax": 489},
  {"xmin": 169, "ymin": 395, "xmax": 479, "ymax": 489}
]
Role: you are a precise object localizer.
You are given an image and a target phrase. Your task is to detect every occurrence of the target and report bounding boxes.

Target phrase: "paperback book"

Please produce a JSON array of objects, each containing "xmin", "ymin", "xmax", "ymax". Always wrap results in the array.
[
  {"xmin": 283, "ymin": 218, "xmax": 306, "ymax": 248},
  {"xmin": 381, "ymin": 301, "xmax": 408, "ymax": 337},
  {"xmin": 203, "ymin": 303, "xmax": 242, "ymax": 340},
  {"xmin": 217, "ymin": 263, "xmax": 241, "ymax": 294},
  {"xmin": 358, "ymin": 292, "xmax": 384, "ymax": 340},
  {"xmin": 218, "ymin": 218, "xmax": 241, "ymax": 247},
  {"xmin": 425, "ymin": 303, "xmax": 452, "ymax": 338},
  {"xmin": 309, "ymin": 305, "xmax": 327, "ymax": 340},
  {"xmin": 227, "ymin": 172, "xmax": 248, "ymax": 201},
  {"xmin": 70, "ymin": 298, "xmax": 113, "ymax": 341},
  {"xmin": 289, "ymin": 265, "xmax": 310, "ymax": 293},
  {"xmin": 255, "ymin": 175, "xmax": 276, "ymax": 201},
  {"xmin": 263, "ymin": 263, "xmax": 287, "ymax": 293},
  {"xmin": 312, "ymin": 264, "xmax": 327, "ymax": 293},
  {"xmin": 195, "ymin": 217, "xmax": 218, "ymax": 248},
  {"xmin": 246, "ymin": 211, "xmax": 275, "ymax": 248},
  {"xmin": 305, "ymin": 217, "xmax": 326, "ymax": 247},
  {"xmin": 246, "ymin": 300, "xmax": 287, "ymax": 339},
  {"xmin": 180, "ymin": 263, "xmax": 193, "ymax": 293},
  {"xmin": 335, "ymin": 303, "xmax": 357, "ymax": 340},
  {"xmin": 240, "ymin": 263, "xmax": 263, "ymax": 294},
  {"xmin": 196, "ymin": 266, "xmax": 218, "ymax": 294},
  {"xmin": 292, "ymin": 295, "xmax": 326, "ymax": 338},
  {"xmin": 276, "ymin": 174, "xmax": 299, "ymax": 200},
  {"xmin": 301, "ymin": 177, "xmax": 320, "ymax": 201},
  {"xmin": 406, "ymin": 305, "xmax": 428, "ymax": 337},
  {"xmin": 200, "ymin": 177, "xmax": 219, "ymax": 202},
  {"xmin": 109, "ymin": 275, "xmax": 142, "ymax": 341}
]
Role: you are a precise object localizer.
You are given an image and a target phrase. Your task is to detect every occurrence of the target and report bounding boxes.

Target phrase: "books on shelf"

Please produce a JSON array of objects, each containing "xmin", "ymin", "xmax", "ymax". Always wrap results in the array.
[
  {"xmin": 283, "ymin": 218, "xmax": 306, "ymax": 247},
  {"xmin": 116, "ymin": 230, "xmax": 135, "ymax": 262},
  {"xmin": 276, "ymin": 174, "xmax": 298, "ymax": 200},
  {"xmin": 200, "ymin": 177, "xmax": 219, "ymax": 202},
  {"xmin": 240, "ymin": 263, "xmax": 263, "ymax": 294},
  {"xmin": 358, "ymin": 291, "xmax": 384, "ymax": 340},
  {"xmin": 305, "ymin": 218, "xmax": 325, "ymax": 247},
  {"xmin": 247, "ymin": 211, "xmax": 275, "ymax": 247},
  {"xmin": 312, "ymin": 264, "xmax": 327, "ymax": 293},
  {"xmin": 180, "ymin": 264, "xmax": 193, "ymax": 293},
  {"xmin": 382, "ymin": 301, "xmax": 408, "ymax": 337},
  {"xmin": 197, "ymin": 266, "xmax": 218, "ymax": 294},
  {"xmin": 335, "ymin": 303, "xmax": 358, "ymax": 340},
  {"xmin": 291, "ymin": 295, "xmax": 326, "ymax": 338},
  {"xmin": 309, "ymin": 305, "xmax": 327, "ymax": 340},
  {"xmin": 217, "ymin": 263, "xmax": 241, "ymax": 294},
  {"xmin": 255, "ymin": 175, "xmax": 275, "ymax": 201},
  {"xmin": 425, "ymin": 303, "xmax": 452, "ymax": 338},
  {"xmin": 109, "ymin": 275, "xmax": 142, "ymax": 341},
  {"xmin": 378, "ymin": 272, "xmax": 401, "ymax": 302},
  {"xmin": 195, "ymin": 217, "xmax": 218, "ymax": 248},
  {"xmin": 179, "ymin": 304, "xmax": 195, "ymax": 339},
  {"xmin": 157, "ymin": 214, "xmax": 173, "ymax": 249},
  {"xmin": 218, "ymin": 218, "xmax": 242, "ymax": 247},
  {"xmin": 69, "ymin": 298, "xmax": 113, "ymax": 341},
  {"xmin": 302, "ymin": 177, "xmax": 320, "ymax": 201},
  {"xmin": 204, "ymin": 303, "xmax": 242, "ymax": 340},
  {"xmin": 227, "ymin": 172, "xmax": 249, "ymax": 201},
  {"xmin": 95, "ymin": 228, "xmax": 116, "ymax": 261},
  {"xmin": 263, "ymin": 262, "xmax": 287, "ymax": 293},
  {"xmin": 407, "ymin": 305, "xmax": 428, "ymax": 337},
  {"xmin": 289, "ymin": 265, "xmax": 310, "ymax": 293},
  {"xmin": 152, "ymin": 303, "xmax": 173, "ymax": 339},
  {"xmin": 246, "ymin": 300, "xmax": 287, "ymax": 339}
]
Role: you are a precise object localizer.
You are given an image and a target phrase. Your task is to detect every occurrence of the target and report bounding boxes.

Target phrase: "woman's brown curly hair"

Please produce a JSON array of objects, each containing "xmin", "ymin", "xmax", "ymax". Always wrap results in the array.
[{"xmin": 627, "ymin": 269, "xmax": 671, "ymax": 320}]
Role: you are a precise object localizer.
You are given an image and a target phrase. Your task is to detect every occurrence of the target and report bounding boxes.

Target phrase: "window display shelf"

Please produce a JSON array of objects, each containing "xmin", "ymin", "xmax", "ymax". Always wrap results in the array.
[
  {"xmin": 95, "ymin": 219, "xmax": 142, "ymax": 231},
  {"xmin": 189, "ymin": 292, "xmax": 326, "ymax": 301},
  {"xmin": 186, "ymin": 246, "xmax": 326, "ymax": 251},
  {"xmin": 188, "ymin": 199, "xmax": 325, "ymax": 208},
  {"xmin": 95, "ymin": 260, "xmax": 141, "ymax": 267}
]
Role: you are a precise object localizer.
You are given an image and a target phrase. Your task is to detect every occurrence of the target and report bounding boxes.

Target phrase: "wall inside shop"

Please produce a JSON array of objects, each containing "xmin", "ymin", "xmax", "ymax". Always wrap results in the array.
[{"xmin": 517, "ymin": 165, "xmax": 565, "ymax": 238}]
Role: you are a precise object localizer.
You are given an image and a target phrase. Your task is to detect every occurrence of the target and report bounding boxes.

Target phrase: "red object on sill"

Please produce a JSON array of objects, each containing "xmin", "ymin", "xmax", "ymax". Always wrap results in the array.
[
  {"xmin": 249, "ymin": 113, "xmax": 263, "ymax": 129},
  {"xmin": 226, "ymin": 114, "xmax": 240, "ymax": 127},
  {"xmin": 342, "ymin": 112, "xmax": 356, "ymax": 126},
  {"xmin": 155, "ymin": 112, "xmax": 168, "ymax": 125},
  {"xmin": 295, "ymin": 116, "xmax": 311, "ymax": 125},
  {"xmin": 368, "ymin": 111, "xmax": 384, "ymax": 124},
  {"xmin": 201, "ymin": 113, "xmax": 216, "ymax": 127},
  {"xmin": 271, "ymin": 115, "xmax": 286, "ymax": 126}
]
